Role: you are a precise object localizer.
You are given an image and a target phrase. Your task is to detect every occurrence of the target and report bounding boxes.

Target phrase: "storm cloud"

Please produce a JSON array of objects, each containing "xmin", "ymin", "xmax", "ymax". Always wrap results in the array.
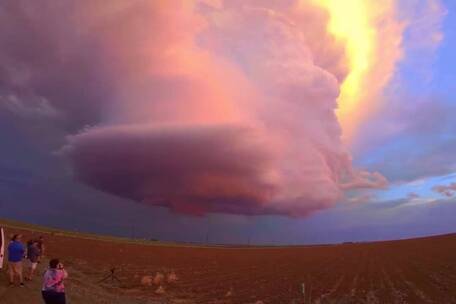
[{"xmin": 1, "ymin": 0, "xmax": 390, "ymax": 216}]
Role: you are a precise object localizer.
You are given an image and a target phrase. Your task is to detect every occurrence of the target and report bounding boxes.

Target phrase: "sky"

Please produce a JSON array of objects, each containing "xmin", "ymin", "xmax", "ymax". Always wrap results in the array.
[{"xmin": 1, "ymin": 0, "xmax": 455, "ymax": 245}]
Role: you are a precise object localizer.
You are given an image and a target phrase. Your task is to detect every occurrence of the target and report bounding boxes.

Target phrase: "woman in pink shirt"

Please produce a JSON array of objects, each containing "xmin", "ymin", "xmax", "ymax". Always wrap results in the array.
[{"xmin": 42, "ymin": 258, "xmax": 68, "ymax": 304}]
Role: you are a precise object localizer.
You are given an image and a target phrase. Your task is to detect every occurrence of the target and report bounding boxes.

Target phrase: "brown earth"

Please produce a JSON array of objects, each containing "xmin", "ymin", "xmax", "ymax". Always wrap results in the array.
[{"xmin": 1, "ymin": 220, "xmax": 456, "ymax": 304}]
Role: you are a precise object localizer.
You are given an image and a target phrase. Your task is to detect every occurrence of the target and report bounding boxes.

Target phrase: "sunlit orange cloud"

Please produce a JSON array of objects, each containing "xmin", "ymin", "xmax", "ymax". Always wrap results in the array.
[{"xmin": 309, "ymin": 0, "xmax": 404, "ymax": 142}]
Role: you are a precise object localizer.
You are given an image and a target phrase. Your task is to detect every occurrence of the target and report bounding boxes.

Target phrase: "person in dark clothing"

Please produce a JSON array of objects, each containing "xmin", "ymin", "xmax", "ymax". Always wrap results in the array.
[
  {"xmin": 26, "ymin": 239, "xmax": 41, "ymax": 280},
  {"xmin": 37, "ymin": 236, "xmax": 45, "ymax": 262},
  {"xmin": 7, "ymin": 234, "xmax": 25, "ymax": 287}
]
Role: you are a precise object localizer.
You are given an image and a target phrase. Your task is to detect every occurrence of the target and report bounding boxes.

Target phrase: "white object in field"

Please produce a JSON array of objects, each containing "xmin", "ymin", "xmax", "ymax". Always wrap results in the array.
[{"xmin": 0, "ymin": 227, "xmax": 4, "ymax": 270}]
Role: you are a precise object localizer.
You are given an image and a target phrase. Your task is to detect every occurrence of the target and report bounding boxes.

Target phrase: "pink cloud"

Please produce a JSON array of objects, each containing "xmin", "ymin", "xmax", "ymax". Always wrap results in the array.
[
  {"xmin": 59, "ymin": 1, "xmax": 390, "ymax": 216},
  {"xmin": 62, "ymin": 124, "xmax": 278, "ymax": 215},
  {"xmin": 1, "ymin": 1, "xmax": 390, "ymax": 216},
  {"xmin": 408, "ymin": 192, "xmax": 420, "ymax": 199},
  {"xmin": 432, "ymin": 183, "xmax": 456, "ymax": 198}
]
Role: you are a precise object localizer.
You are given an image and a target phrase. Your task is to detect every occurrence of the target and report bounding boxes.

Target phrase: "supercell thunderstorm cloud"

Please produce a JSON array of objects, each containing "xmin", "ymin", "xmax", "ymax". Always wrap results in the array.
[{"xmin": 2, "ymin": 0, "xmax": 441, "ymax": 217}]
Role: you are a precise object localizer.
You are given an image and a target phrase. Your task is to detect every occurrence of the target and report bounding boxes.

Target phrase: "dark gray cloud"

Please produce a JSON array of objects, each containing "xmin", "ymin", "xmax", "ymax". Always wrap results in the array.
[
  {"xmin": 60, "ymin": 124, "xmax": 281, "ymax": 216},
  {"xmin": 0, "ymin": 1, "xmax": 152, "ymax": 130}
]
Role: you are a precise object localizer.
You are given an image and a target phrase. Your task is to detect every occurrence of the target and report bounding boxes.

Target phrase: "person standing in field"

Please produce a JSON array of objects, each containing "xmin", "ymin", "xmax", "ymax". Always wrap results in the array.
[
  {"xmin": 0, "ymin": 227, "xmax": 5, "ymax": 271},
  {"xmin": 42, "ymin": 258, "xmax": 68, "ymax": 304},
  {"xmin": 25, "ymin": 239, "xmax": 41, "ymax": 281},
  {"xmin": 7, "ymin": 234, "xmax": 25, "ymax": 287},
  {"xmin": 37, "ymin": 236, "xmax": 45, "ymax": 262}
]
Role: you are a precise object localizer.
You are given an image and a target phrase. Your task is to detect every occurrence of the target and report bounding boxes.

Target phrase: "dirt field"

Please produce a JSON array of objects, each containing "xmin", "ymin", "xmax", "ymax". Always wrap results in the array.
[{"xmin": 1, "ymin": 220, "xmax": 456, "ymax": 304}]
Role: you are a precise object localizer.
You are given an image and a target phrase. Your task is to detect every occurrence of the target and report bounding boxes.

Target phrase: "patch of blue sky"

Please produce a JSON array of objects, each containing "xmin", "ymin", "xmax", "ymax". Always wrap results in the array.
[
  {"xmin": 375, "ymin": 172, "xmax": 456, "ymax": 202},
  {"xmin": 393, "ymin": 0, "xmax": 454, "ymax": 99},
  {"xmin": 431, "ymin": 0, "xmax": 456, "ymax": 97},
  {"xmin": 354, "ymin": 136, "xmax": 421, "ymax": 168}
]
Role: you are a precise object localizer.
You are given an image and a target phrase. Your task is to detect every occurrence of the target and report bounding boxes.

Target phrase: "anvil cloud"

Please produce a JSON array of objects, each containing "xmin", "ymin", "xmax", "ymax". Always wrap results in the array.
[{"xmin": 2, "ymin": 0, "xmax": 403, "ymax": 216}]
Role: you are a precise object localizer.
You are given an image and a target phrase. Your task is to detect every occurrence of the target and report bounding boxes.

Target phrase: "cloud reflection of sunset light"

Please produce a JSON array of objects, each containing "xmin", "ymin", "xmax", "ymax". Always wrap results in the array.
[{"xmin": 310, "ymin": 0, "xmax": 402, "ymax": 141}]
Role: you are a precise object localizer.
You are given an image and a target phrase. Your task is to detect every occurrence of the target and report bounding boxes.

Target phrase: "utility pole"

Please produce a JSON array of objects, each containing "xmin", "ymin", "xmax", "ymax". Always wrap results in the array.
[
  {"xmin": 205, "ymin": 216, "xmax": 211, "ymax": 244},
  {"xmin": 131, "ymin": 224, "xmax": 136, "ymax": 239}
]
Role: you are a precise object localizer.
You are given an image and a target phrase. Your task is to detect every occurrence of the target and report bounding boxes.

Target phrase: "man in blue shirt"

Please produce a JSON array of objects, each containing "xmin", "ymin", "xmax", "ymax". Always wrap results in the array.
[{"xmin": 8, "ymin": 234, "xmax": 25, "ymax": 287}]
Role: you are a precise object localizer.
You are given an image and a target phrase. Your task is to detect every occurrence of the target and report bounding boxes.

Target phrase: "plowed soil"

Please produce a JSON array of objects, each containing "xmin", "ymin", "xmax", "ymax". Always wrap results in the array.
[{"xmin": 1, "ymin": 220, "xmax": 456, "ymax": 303}]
